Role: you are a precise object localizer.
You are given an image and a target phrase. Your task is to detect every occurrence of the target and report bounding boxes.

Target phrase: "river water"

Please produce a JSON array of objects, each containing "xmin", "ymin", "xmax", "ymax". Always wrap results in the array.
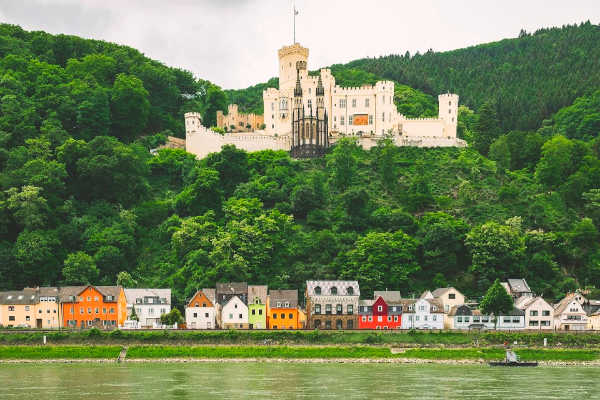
[{"xmin": 1, "ymin": 362, "xmax": 599, "ymax": 399}]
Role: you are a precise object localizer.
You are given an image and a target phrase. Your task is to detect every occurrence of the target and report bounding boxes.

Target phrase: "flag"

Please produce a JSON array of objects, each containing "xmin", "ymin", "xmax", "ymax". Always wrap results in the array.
[{"xmin": 294, "ymin": 7, "xmax": 298, "ymax": 15}]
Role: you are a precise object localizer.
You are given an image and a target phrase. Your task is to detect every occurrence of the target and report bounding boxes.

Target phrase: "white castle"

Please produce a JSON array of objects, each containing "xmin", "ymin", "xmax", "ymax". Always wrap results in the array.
[{"xmin": 185, "ymin": 43, "xmax": 465, "ymax": 159}]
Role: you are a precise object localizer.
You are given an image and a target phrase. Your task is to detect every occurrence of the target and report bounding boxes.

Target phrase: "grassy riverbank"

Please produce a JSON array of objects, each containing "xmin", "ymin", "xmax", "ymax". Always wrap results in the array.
[
  {"xmin": 0, "ymin": 345, "xmax": 121, "ymax": 360},
  {"xmin": 401, "ymin": 348, "xmax": 600, "ymax": 361},
  {"xmin": 2, "ymin": 329, "xmax": 600, "ymax": 348}
]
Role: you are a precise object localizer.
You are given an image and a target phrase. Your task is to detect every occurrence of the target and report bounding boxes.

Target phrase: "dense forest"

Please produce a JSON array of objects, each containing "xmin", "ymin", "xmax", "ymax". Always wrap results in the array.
[{"xmin": 0, "ymin": 23, "xmax": 599, "ymax": 310}]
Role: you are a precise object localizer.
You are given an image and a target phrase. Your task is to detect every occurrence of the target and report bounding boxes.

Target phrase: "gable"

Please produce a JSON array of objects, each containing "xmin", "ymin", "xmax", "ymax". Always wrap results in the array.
[
  {"xmin": 188, "ymin": 291, "xmax": 213, "ymax": 308},
  {"xmin": 373, "ymin": 297, "xmax": 387, "ymax": 308},
  {"xmin": 223, "ymin": 296, "xmax": 247, "ymax": 312}
]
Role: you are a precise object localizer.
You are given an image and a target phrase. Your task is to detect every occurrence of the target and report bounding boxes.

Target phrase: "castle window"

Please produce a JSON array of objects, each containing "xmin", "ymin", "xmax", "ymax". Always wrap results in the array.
[
  {"xmin": 382, "ymin": 112, "xmax": 385, "ymax": 122},
  {"xmin": 308, "ymin": 99, "xmax": 312, "ymax": 108},
  {"xmin": 368, "ymin": 115, "xmax": 373, "ymax": 125},
  {"xmin": 340, "ymin": 116, "xmax": 345, "ymax": 125},
  {"xmin": 271, "ymin": 102, "xmax": 274, "ymax": 111},
  {"xmin": 365, "ymin": 98, "xmax": 370, "ymax": 107},
  {"xmin": 308, "ymin": 88, "xmax": 311, "ymax": 94},
  {"xmin": 449, "ymin": 109, "xmax": 451, "ymax": 114},
  {"xmin": 352, "ymin": 99, "xmax": 356, "ymax": 107},
  {"xmin": 315, "ymin": 286, "xmax": 321, "ymax": 295},
  {"xmin": 340, "ymin": 99, "xmax": 346, "ymax": 108},
  {"xmin": 330, "ymin": 287, "xmax": 338, "ymax": 295},
  {"xmin": 449, "ymin": 101, "xmax": 451, "ymax": 106},
  {"xmin": 347, "ymin": 287, "xmax": 354, "ymax": 295}
]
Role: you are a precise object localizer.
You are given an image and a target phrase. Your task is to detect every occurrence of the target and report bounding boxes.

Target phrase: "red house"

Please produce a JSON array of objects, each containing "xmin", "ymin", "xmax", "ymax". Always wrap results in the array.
[{"xmin": 358, "ymin": 292, "xmax": 403, "ymax": 330}]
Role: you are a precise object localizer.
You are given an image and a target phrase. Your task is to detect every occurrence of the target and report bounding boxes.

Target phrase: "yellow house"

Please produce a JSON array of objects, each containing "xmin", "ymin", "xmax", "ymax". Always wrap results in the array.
[{"xmin": 0, "ymin": 289, "xmax": 39, "ymax": 328}]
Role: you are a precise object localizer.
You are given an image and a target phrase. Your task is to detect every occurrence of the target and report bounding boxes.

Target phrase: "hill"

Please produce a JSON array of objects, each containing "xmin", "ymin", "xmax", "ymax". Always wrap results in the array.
[{"xmin": 0, "ymin": 24, "xmax": 599, "ymax": 309}]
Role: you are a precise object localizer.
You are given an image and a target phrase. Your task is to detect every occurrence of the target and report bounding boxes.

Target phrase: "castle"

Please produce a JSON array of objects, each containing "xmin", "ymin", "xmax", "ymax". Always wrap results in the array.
[
  {"xmin": 216, "ymin": 104, "xmax": 264, "ymax": 132},
  {"xmin": 185, "ymin": 42, "xmax": 465, "ymax": 159}
]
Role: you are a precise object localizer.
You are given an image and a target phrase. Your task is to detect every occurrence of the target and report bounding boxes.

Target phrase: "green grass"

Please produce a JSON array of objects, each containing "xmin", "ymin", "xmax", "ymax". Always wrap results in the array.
[
  {"xmin": 401, "ymin": 348, "xmax": 600, "ymax": 361},
  {"xmin": 127, "ymin": 345, "xmax": 396, "ymax": 359},
  {"xmin": 0, "ymin": 345, "xmax": 122, "ymax": 359}
]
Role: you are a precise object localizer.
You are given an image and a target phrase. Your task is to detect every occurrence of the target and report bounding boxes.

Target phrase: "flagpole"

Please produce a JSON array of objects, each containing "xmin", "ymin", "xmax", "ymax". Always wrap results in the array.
[{"xmin": 293, "ymin": 1, "xmax": 296, "ymax": 44}]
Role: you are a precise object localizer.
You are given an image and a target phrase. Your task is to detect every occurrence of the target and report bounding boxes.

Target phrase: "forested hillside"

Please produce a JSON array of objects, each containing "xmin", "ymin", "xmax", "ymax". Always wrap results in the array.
[
  {"xmin": 0, "ymin": 24, "xmax": 599, "ymax": 309},
  {"xmin": 345, "ymin": 22, "xmax": 600, "ymax": 132}
]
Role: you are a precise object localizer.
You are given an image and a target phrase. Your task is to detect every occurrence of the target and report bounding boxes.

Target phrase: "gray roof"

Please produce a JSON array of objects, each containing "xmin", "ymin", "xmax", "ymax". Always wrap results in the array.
[
  {"xmin": 248, "ymin": 285, "xmax": 268, "ymax": 304},
  {"xmin": 374, "ymin": 290, "xmax": 401, "ymax": 302},
  {"xmin": 57, "ymin": 286, "xmax": 87, "ymax": 302},
  {"xmin": 268, "ymin": 290, "xmax": 298, "ymax": 308},
  {"xmin": 306, "ymin": 280, "xmax": 360, "ymax": 297},
  {"xmin": 59, "ymin": 286, "xmax": 121, "ymax": 302},
  {"xmin": 216, "ymin": 282, "xmax": 248, "ymax": 295},
  {"xmin": 506, "ymin": 279, "xmax": 531, "ymax": 294},
  {"xmin": 0, "ymin": 289, "xmax": 38, "ymax": 305},
  {"xmin": 124, "ymin": 288, "xmax": 171, "ymax": 305},
  {"xmin": 202, "ymin": 288, "xmax": 216, "ymax": 304},
  {"xmin": 431, "ymin": 287, "xmax": 462, "ymax": 298}
]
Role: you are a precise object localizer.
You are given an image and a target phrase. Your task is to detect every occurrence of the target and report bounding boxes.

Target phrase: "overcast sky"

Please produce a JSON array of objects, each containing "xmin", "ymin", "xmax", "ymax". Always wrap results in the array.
[{"xmin": 0, "ymin": 0, "xmax": 598, "ymax": 89}]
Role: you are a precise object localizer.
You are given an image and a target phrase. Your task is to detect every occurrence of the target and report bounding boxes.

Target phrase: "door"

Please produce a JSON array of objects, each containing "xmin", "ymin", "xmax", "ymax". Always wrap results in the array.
[{"xmin": 36, "ymin": 319, "xmax": 42, "ymax": 329}]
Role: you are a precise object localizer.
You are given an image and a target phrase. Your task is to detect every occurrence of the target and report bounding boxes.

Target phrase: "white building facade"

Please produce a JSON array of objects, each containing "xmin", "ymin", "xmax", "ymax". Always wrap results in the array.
[
  {"xmin": 401, "ymin": 298, "xmax": 444, "ymax": 330},
  {"xmin": 515, "ymin": 296, "xmax": 554, "ymax": 330},
  {"xmin": 221, "ymin": 295, "xmax": 249, "ymax": 329},
  {"xmin": 124, "ymin": 288, "xmax": 171, "ymax": 329}
]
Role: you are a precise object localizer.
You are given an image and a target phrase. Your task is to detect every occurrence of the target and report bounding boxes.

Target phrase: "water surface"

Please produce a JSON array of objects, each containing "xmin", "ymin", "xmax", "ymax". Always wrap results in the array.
[{"xmin": 1, "ymin": 362, "xmax": 598, "ymax": 399}]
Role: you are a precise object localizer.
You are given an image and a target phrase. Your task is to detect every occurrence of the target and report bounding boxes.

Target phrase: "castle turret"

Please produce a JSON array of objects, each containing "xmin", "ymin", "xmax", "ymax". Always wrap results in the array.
[
  {"xmin": 279, "ymin": 44, "xmax": 309, "ymax": 94},
  {"xmin": 438, "ymin": 93, "xmax": 459, "ymax": 129},
  {"xmin": 185, "ymin": 112, "xmax": 203, "ymax": 135}
]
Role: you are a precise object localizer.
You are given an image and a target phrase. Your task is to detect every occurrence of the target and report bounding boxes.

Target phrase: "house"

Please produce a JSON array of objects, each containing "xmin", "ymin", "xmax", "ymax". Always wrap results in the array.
[
  {"xmin": 60, "ymin": 286, "xmax": 127, "ymax": 329},
  {"xmin": 248, "ymin": 285, "xmax": 268, "ymax": 329},
  {"xmin": 0, "ymin": 288, "xmax": 39, "ymax": 328},
  {"xmin": 185, "ymin": 289, "xmax": 216, "ymax": 329},
  {"xmin": 124, "ymin": 288, "xmax": 171, "ymax": 328},
  {"xmin": 553, "ymin": 293, "xmax": 588, "ymax": 331},
  {"xmin": 449, "ymin": 305, "xmax": 525, "ymax": 330},
  {"xmin": 501, "ymin": 279, "xmax": 533, "ymax": 300},
  {"xmin": 268, "ymin": 289, "xmax": 300, "ymax": 329},
  {"xmin": 305, "ymin": 280, "xmax": 359, "ymax": 330},
  {"xmin": 515, "ymin": 296, "xmax": 553, "ymax": 330},
  {"xmin": 216, "ymin": 282, "xmax": 248, "ymax": 306},
  {"xmin": 425, "ymin": 287, "xmax": 466, "ymax": 329},
  {"xmin": 221, "ymin": 295, "xmax": 249, "ymax": 329},
  {"xmin": 358, "ymin": 291, "xmax": 403, "ymax": 330},
  {"xmin": 401, "ymin": 298, "xmax": 444, "ymax": 330}
]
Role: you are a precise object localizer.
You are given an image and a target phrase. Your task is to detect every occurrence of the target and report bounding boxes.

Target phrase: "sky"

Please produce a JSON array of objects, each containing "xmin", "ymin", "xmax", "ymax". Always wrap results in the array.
[{"xmin": 0, "ymin": 0, "xmax": 598, "ymax": 89}]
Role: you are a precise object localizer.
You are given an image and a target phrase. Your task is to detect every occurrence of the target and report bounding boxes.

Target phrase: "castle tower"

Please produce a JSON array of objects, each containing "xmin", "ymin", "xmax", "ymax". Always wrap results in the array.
[
  {"xmin": 185, "ymin": 112, "xmax": 203, "ymax": 136},
  {"xmin": 279, "ymin": 44, "xmax": 309, "ymax": 94},
  {"xmin": 438, "ymin": 93, "xmax": 459, "ymax": 133}
]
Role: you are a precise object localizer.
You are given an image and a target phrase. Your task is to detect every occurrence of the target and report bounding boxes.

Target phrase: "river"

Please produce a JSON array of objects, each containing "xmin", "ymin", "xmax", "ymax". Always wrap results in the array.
[{"xmin": 1, "ymin": 362, "xmax": 599, "ymax": 399}]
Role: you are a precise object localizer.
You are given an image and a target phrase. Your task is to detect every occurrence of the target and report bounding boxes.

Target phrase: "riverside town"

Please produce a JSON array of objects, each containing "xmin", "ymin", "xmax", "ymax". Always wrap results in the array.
[{"xmin": 1, "ymin": 279, "xmax": 598, "ymax": 331}]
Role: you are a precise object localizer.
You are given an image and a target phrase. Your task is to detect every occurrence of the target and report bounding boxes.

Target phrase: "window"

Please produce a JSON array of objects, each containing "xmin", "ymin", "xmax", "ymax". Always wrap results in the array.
[
  {"xmin": 368, "ymin": 316, "xmax": 373, "ymax": 322},
  {"xmin": 95, "ymin": 308, "xmax": 99, "ymax": 314},
  {"xmin": 80, "ymin": 308, "xmax": 84, "ymax": 314},
  {"xmin": 473, "ymin": 316, "xmax": 480, "ymax": 323},
  {"xmin": 529, "ymin": 321, "xmax": 539, "ymax": 326},
  {"xmin": 542, "ymin": 310, "xmax": 550, "ymax": 316},
  {"xmin": 202, "ymin": 303, "xmax": 207, "ymax": 307},
  {"xmin": 271, "ymin": 102, "xmax": 274, "ymax": 111},
  {"xmin": 336, "ymin": 320, "xmax": 343, "ymax": 329},
  {"xmin": 512, "ymin": 317, "xmax": 520, "ymax": 323},
  {"xmin": 415, "ymin": 316, "xmax": 420, "ymax": 321},
  {"xmin": 88, "ymin": 308, "xmax": 92, "ymax": 314},
  {"xmin": 330, "ymin": 287, "xmax": 338, "ymax": 295},
  {"xmin": 87, "ymin": 297, "xmax": 91, "ymax": 301},
  {"xmin": 234, "ymin": 304, "xmax": 238, "ymax": 309},
  {"xmin": 387, "ymin": 316, "xmax": 392, "ymax": 322},
  {"xmin": 239, "ymin": 314, "xmax": 242, "ymax": 319},
  {"xmin": 259, "ymin": 309, "xmax": 263, "ymax": 315},
  {"xmin": 284, "ymin": 302, "xmax": 290, "ymax": 308},
  {"xmin": 482, "ymin": 317, "xmax": 489, "ymax": 323},
  {"xmin": 280, "ymin": 313, "xmax": 285, "ymax": 319},
  {"xmin": 541, "ymin": 320, "xmax": 551, "ymax": 326},
  {"xmin": 340, "ymin": 99, "xmax": 346, "ymax": 108},
  {"xmin": 70, "ymin": 307, "xmax": 74, "ymax": 313},
  {"xmin": 314, "ymin": 304, "xmax": 321, "ymax": 314},
  {"xmin": 368, "ymin": 115, "xmax": 373, "ymax": 125},
  {"xmin": 24, "ymin": 305, "xmax": 30, "ymax": 311},
  {"xmin": 8, "ymin": 316, "xmax": 15, "ymax": 321},
  {"xmin": 362, "ymin": 316, "xmax": 366, "ymax": 322},
  {"xmin": 347, "ymin": 287, "xmax": 354, "ymax": 295},
  {"xmin": 325, "ymin": 320, "xmax": 332, "ymax": 329},
  {"xmin": 365, "ymin": 98, "xmax": 370, "ymax": 107},
  {"xmin": 347, "ymin": 320, "xmax": 353, "ymax": 329},
  {"xmin": 377, "ymin": 316, "xmax": 382, "ymax": 322},
  {"xmin": 289, "ymin": 313, "xmax": 293, "ymax": 319},
  {"xmin": 205, "ymin": 313, "xmax": 209, "ymax": 318},
  {"xmin": 273, "ymin": 313, "xmax": 277, "ymax": 319},
  {"xmin": 448, "ymin": 293, "xmax": 456, "ymax": 300},
  {"xmin": 273, "ymin": 325, "xmax": 278, "ymax": 329},
  {"xmin": 382, "ymin": 112, "xmax": 385, "ymax": 122},
  {"xmin": 530, "ymin": 310, "xmax": 538, "ymax": 316},
  {"xmin": 103, "ymin": 308, "xmax": 106, "ymax": 314},
  {"xmin": 457, "ymin": 316, "xmax": 463, "ymax": 323},
  {"xmin": 394, "ymin": 316, "xmax": 398, "ymax": 322},
  {"xmin": 340, "ymin": 116, "xmax": 345, "ymax": 125},
  {"xmin": 193, "ymin": 312, "xmax": 198, "ymax": 318},
  {"xmin": 325, "ymin": 304, "xmax": 332, "ymax": 314},
  {"xmin": 352, "ymin": 99, "xmax": 356, "ymax": 107},
  {"xmin": 308, "ymin": 99, "xmax": 312, "ymax": 108},
  {"xmin": 8, "ymin": 306, "xmax": 14, "ymax": 311},
  {"xmin": 252, "ymin": 309, "xmax": 255, "ymax": 315},
  {"xmin": 424, "ymin": 315, "xmax": 428, "ymax": 321},
  {"xmin": 378, "ymin": 305, "xmax": 383, "ymax": 312},
  {"xmin": 25, "ymin": 316, "xmax": 30, "ymax": 321},
  {"xmin": 336, "ymin": 304, "xmax": 342, "ymax": 315},
  {"xmin": 314, "ymin": 286, "xmax": 321, "ymax": 295},
  {"xmin": 347, "ymin": 304, "xmax": 353, "ymax": 315},
  {"xmin": 503, "ymin": 318, "xmax": 511, "ymax": 323},
  {"xmin": 110, "ymin": 308, "xmax": 115, "ymax": 314}
]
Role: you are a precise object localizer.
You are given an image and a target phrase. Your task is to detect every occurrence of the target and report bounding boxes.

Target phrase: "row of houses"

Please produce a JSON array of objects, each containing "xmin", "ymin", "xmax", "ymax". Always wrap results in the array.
[{"xmin": 1, "ymin": 279, "xmax": 599, "ymax": 331}]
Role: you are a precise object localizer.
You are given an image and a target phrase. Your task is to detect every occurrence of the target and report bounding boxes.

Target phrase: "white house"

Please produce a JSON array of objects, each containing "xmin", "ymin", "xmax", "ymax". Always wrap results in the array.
[
  {"xmin": 515, "ymin": 296, "xmax": 554, "ymax": 330},
  {"xmin": 554, "ymin": 293, "xmax": 588, "ymax": 331},
  {"xmin": 221, "ymin": 295, "xmax": 249, "ymax": 329},
  {"xmin": 401, "ymin": 298, "xmax": 444, "ymax": 330},
  {"xmin": 185, "ymin": 289, "xmax": 216, "ymax": 329},
  {"xmin": 124, "ymin": 288, "xmax": 171, "ymax": 329},
  {"xmin": 449, "ymin": 305, "xmax": 525, "ymax": 330}
]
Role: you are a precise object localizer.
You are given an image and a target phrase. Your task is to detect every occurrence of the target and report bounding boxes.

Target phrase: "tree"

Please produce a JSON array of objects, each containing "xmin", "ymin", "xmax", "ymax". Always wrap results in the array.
[
  {"xmin": 160, "ymin": 308, "xmax": 184, "ymax": 326},
  {"xmin": 130, "ymin": 305, "xmax": 139, "ymax": 321},
  {"xmin": 473, "ymin": 101, "xmax": 501, "ymax": 155},
  {"xmin": 116, "ymin": 271, "xmax": 137, "ymax": 288},
  {"xmin": 204, "ymin": 144, "xmax": 249, "ymax": 197},
  {"xmin": 326, "ymin": 137, "xmax": 360, "ymax": 191},
  {"xmin": 62, "ymin": 251, "xmax": 99, "ymax": 285},
  {"xmin": 6, "ymin": 185, "xmax": 49, "ymax": 230},
  {"xmin": 175, "ymin": 168, "xmax": 223, "ymax": 217},
  {"xmin": 535, "ymin": 135, "xmax": 575, "ymax": 190},
  {"xmin": 201, "ymin": 83, "xmax": 227, "ymax": 127},
  {"xmin": 110, "ymin": 73, "xmax": 150, "ymax": 142},
  {"xmin": 479, "ymin": 279, "xmax": 514, "ymax": 329}
]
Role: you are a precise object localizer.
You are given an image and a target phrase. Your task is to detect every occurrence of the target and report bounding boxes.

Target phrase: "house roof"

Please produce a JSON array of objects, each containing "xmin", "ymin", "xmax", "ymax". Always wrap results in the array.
[
  {"xmin": 38, "ymin": 287, "xmax": 60, "ymax": 297},
  {"xmin": 515, "ymin": 296, "xmax": 551, "ymax": 310},
  {"xmin": 431, "ymin": 287, "xmax": 462, "ymax": 298},
  {"xmin": 124, "ymin": 288, "xmax": 171, "ymax": 305},
  {"xmin": 223, "ymin": 295, "xmax": 247, "ymax": 309},
  {"xmin": 506, "ymin": 279, "xmax": 532, "ymax": 293},
  {"xmin": 374, "ymin": 290, "xmax": 401, "ymax": 302},
  {"xmin": 420, "ymin": 290, "xmax": 433, "ymax": 299},
  {"xmin": 306, "ymin": 281, "xmax": 359, "ymax": 297},
  {"xmin": 359, "ymin": 299, "xmax": 375, "ymax": 306},
  {"xmin": 216, "ymin": 282, "xmax": 248, "ymax": 295},
  {"xmin": 425, "ymin": 299, "xmax": 445, "ymax": 313},
  {"xmin": 554, "ymin": 293, "xmax": 585, "ymax": 315},
  {"xmin": 58, "ymin": 286, "xmax": 121, "ymax": 302},
  {"xmin": 57, "ymin": 286, "xmax": 88, "ymax": 302},
  {"xmin": 248, "ymin": 285, "xmax": 268, "ymax": 304},
  {"xmin": 202, "ymin": 288, "xmax": 216, "ymax": 304},
  {"xmin": 268, "ymin": 290, "xmax": 298, "ymax": 308},
  {"xmin": 0, "ymin": 289, "xmax": 38, "ymax": 305}
]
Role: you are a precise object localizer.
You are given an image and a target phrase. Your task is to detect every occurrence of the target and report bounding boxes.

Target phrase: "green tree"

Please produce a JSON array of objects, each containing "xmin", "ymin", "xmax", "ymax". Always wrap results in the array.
[
  {"xmin": 473, "ymin": 101, "xmax": 501, "ymax": 155},
  {"xmin": 160, "ymin": 308, "xmax": 184, "ymax": 326},
  {"xmin": 6, "ymin": 185, "xmax": 49, "ymax": 230},
  {"xmin": 479, "ymin": 279, "xmax": 514, "ymax": 329},
  {"xmin": 116, "ymin": 271, "xmax": 137, "ymax": 288},
  {"xmin": 535, "ymin": 135, "xmax": 575, "ymax": 190},
  {"xmin": 326, "ymin": 137, "xmax": 360, "ymax": 191},
  {"xmin": 175, "ymin": 168, "xmax": 222, "ymax": 217},
  {"xmin": 204, "ymin": 145, "xmax": 249, "ymax": 197},
  {"xmin": 62, "ymin": 251, "xmax": 99, "ymax": 285},
  {"xmin": 110, "ymin": 74, "xmax": 150, "ymax": 142}
]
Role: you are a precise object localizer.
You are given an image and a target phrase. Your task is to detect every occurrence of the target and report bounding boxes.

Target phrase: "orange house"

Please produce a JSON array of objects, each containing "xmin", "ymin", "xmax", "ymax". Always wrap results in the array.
[
  {"xmin": 267, "ymin": 289, "xmax": 300, "ymax": 330},
  {"xmin": 60, "ymin": 286, "xmax": 126, "ymax": 329}
]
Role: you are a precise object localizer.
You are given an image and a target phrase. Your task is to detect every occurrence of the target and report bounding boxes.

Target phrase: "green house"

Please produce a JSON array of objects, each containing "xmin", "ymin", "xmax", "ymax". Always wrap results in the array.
[{"xmin": 248, "ymin": 285, "xmax": 267, "ymax": 329}]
